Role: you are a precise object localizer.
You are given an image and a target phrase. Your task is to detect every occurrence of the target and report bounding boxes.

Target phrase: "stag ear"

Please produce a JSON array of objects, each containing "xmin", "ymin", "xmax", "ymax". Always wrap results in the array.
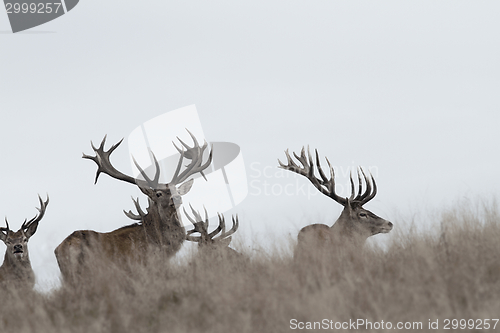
[
  {"xmin": 24, "ymin": 221, "xmax": 39, "ymax": 238},
  {"xmin": 345, "ymin": 198, "xmax": 356, "ymax": 217},
  {"xmin": 218, "ymin": 236, "xmax": 232, "ymax": 248},
  {"xmin": 177, "ymin": 179, "xmax": 194, "ymax": 196},
  {"xmin": 0, "ymin": 230, "xmax": 7, "ymax": 242}
]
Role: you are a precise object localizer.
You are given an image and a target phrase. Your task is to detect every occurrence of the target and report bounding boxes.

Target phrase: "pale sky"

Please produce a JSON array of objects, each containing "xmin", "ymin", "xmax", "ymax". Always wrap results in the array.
[{"xmin": 1, "ymin": 1, "xmax": 499, "ymax": 290}]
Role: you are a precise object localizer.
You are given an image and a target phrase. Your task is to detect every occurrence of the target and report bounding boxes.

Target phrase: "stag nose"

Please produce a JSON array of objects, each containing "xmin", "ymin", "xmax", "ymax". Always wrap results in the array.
[
  {"xmin": 13, "ymin": 244, "xmax": 23, "ymax": 252},
  {"xmin": 171, "ymin": 196, "xmax": 182, "ymax": 207},
  {"xmin": 388, "ymin": 222, "xmax": 393, "ymax": 228}
]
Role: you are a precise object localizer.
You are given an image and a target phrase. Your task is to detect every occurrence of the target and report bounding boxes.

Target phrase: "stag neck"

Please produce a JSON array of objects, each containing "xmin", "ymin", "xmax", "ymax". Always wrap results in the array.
[
  {"xmin": 330, "ymin": 209, "xmax": 370, "ymax": 245},
  {"xmin": 0, "ymin": 252, "xmax": 35, "ymax": 288},
  {"xmin": 148, "ymin": 202, "xmax": 185, "ymax": 242},
  {"xmin": 3, "ymin": 249, "xmax": 32, "ymax": 268}
]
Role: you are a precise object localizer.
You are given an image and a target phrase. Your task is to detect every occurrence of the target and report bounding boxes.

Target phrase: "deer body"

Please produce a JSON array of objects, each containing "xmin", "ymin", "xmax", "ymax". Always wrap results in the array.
[
  {"xmin": 55, "ymin": 202, "xmax": 185, "ymax": 275},
  {"xmin": 278, "ymin": 147, "xmax": 393, "ymax": 260},
  {"xmin": 55, "ymin": 131, "xmax": 212, "ymax": 285},
  {"xmin": 0, "ymin": 195, "xmax": 49, "ymax": 288}
]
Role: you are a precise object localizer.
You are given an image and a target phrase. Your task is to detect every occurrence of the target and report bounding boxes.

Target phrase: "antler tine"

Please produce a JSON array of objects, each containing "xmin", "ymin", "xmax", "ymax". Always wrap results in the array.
[
  {"xmin": 208, "ymin": 213, "xmax": 225, "ymax": 239},
  {"xmin": 133, "ymin": 197, "xmax": 147, "ymax": 217},
  {"xmin": 278, "ymin": 149, "xmax": 299, "ymax": 171},
  {"xmin": 368, "ymin": 173, "xmax": 378, "ymax": 202},
  {"xmin": 316, "ymin": 151, "xmax": 343, "ymax": 203},
  {"xmin": 83, "ymin": 136, "xmax": 138, "ymax": 186},
  {"xmin": 221, "ymin": 215, "xmax": 227, "ymax": 235},
  {"xmin": 186, "ymin": 128, "xmax": 200, "ymax": 148},
  {"xmin": 184, "ymin": 208, "xmax": 200, "ymax": 241},
  {"xmin": 23, "ymin": 194, "xmax": 49, "ymax": 230},
  {"xmin": 315, "ymin": 149, "xmax": 330, "ymax": 184},
  {"xmin": 190, "ymin": 204, "xmax": 204, "ymax": 226},
  {"xmin": 171, "ymin": 145, "xmax": 186, "ymax": 181},
  {"xmin": 184, "ymin": 204, "xmax": 208, "ymax": 237},
  {"xmin": 292, "ymin": 148, "xmax": 304, "ymax": 165},
  {"xmin": 191, "ymin": 142, "xmax": 212, "ymax": 182},
  {"xmin": 0, "ymin": 218, "xmax": 10, "ymax": 239},
  {"xmin": 183, "ymin": 205, "xmax": 198, "ymax": 225},
  {"xmin": 305, "ymin": 146, "xmax": 317, "ymax": 179},
  {"xmin": 132, "ymin": 151, "xmax": 161, "ymax": 189},
  {"xmin": 174, "ymin": 131, "xmax": 208, "ymax": 161},
  {"xmin": 172, "ymin": 141, "xmax": 183, "ymax": 155},
  {"xmin": 123, "ymin": 197, "xmax": 147, "ymax": 221},
  {"xmin": 323, "ymin": 157, "xmax": 347, "ymax": 206},
  {"xmin": 357, "ymin": 167, "xmax": 363, "ymax": 196},
  {"xmin": 123, "ymin": 211, "xmax": 141, "ymax": 221},
  {"xmin": 216, "ymin": 214, "xmax": 239, "ymax": 240},
  {"xmin": 197, "ymin": 146, "xmax": 211, "ymax": 182},
  {"xmin": 356, "ymin": 168, "xmax": 372, "ymax": 203},
  {"xmin": 176, "ymin": 136, "xmax": 189, "ymax": 150},
  {"xmin": 170, "ymin": 130, "xmax": 212, "ymax": 185},
  {"xmin": 348, "ymin": 170, "xmax": 355, "ymax": 200},
  {"xmin": 86, "ymin": 134, "xmax": 109, "ymax": 158},
  {"xmin": 2, "ymin": 217, "xmax": 10, "ymax": 232},
  {"xmin": 176, "ymin": 128, "xmax": 200, "ymax": 151},
  {"xmin": 203, "ymin": 206, "xmax": 209, "ymax": 230},
  {"xmin": 353, "ymin": 167, "xmax": 363, "ymax": 201},
  {"xmin": 358, "ymin": 170, "xmax": 377, "ymax": 205},
  {"xmin": 292, "ymin": 147, "xmax": 312, "ymax": 173}
]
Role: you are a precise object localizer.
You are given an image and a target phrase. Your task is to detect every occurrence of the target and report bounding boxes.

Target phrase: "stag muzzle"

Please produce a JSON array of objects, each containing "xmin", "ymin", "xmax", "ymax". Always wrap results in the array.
[
  {"xmin": 380, "ymin": 221, "xmax": 393, "ymax": 234},
  {"xmin": 171, "ymin": 196, "xmax": 183, "ymax": 208},
  {"xmin": 13, "ymin": 244, "xmax": 24, "ymax": 258}
]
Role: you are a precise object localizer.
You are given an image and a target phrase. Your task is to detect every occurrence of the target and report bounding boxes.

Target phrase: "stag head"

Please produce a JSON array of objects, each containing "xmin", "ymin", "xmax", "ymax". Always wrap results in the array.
[{"xmin": 0, "ymin": 195, "xmax": 49, "ymax": 261}]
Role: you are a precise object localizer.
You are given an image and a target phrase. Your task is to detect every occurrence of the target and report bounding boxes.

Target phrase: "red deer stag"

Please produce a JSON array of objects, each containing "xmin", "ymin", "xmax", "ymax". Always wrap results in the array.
[
  {"xmin": 278, "ymin": 147, "xmax": 393, "ymax": 260},
  {"xmin": 0, "ymin": 195, "xmax": 49, "ymax": 288},
  {"xmin": 54, "ymin": 131, "xmax": 212, "ymax": 285},
  {"xmin": 184, "ymin": 206, "xmax": 242, "ymax": 261}
]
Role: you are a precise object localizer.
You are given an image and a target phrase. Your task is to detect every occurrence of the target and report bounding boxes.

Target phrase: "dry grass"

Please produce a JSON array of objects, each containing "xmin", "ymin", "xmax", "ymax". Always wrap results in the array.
[{"xmin": 2, "ymin": 199, "xmax": 500, "ymax": 332}]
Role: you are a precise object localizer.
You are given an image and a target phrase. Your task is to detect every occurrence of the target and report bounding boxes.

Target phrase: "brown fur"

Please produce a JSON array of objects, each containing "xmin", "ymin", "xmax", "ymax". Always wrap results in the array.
[
  {"xmin": 55, "ymin": 200, "xmax": 186, "ymax": 286},
  {"xmin": 0, "ymin": 229, "xmax": 36, "ymax": 288},
  {"xmin": 294, "ymin": 202, "xmax": 393, "ymax": 262}
]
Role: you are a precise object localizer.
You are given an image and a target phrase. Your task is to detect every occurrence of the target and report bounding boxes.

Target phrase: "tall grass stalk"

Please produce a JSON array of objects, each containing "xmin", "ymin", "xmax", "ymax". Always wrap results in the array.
[{"xmin": 1, "ymin": 199, "xmax": 500, "ymax": 332}]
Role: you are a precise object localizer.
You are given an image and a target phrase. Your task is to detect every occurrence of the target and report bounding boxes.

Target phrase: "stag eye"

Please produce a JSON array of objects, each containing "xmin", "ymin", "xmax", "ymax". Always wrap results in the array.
[
  {"xmin": 359, "ymin": 213, "xmax": 367, "ymax": 217},
  {"xmin": 23, "ymin": 238, "xmax": 27, "ymax": 242}
]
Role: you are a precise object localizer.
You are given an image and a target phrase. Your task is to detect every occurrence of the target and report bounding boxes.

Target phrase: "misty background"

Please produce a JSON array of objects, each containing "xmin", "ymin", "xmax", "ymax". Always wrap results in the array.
[{"xmin": 1, "ymin": 1, "xmax": 499, "ymax": 290}]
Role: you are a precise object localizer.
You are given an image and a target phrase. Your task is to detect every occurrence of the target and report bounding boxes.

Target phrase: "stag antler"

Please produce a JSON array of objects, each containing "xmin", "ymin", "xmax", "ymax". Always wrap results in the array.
[
  {"xmin": 1, "ymin": 194, "xmax": 49, "ymax": 239},
  {"xmin": 83, "ymin": 129, "xmax": 213, "ymax": 189},
  {"xmin": 83, "ymin": 136, "xmax": 137, "ymax": 185},
  {"xmin": 278, "ymin": 147, "xmax": 377, "ymax": 206},
  {"xmin": 171, "ymin": 129, "xmax": 212, "ymax": 184},
  {"xmin": 123, "ymin": 197, "xmax": 148, "ymax": 221},
  {"xmin": 21, "ymin": 194, "xmax": 50, "ymax": 233},
  {"xmin": 0, "ymin": 218, "xmax": 10, "ymax": 237},
  {"xmin": 184, "ymin": 205, "xmax": 238, "ymax": 245}
]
